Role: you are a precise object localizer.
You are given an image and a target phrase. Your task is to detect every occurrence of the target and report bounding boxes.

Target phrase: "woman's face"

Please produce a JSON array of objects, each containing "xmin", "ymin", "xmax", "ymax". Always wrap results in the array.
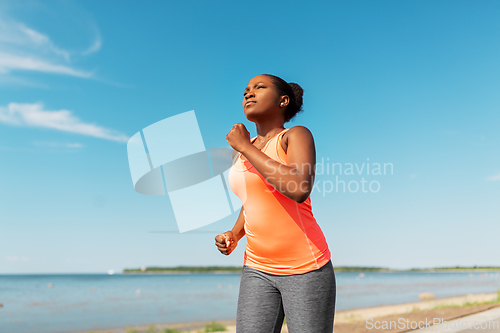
[{"xmin": 242, "ymin": 75, "xmax": 281, "ymax": 121}]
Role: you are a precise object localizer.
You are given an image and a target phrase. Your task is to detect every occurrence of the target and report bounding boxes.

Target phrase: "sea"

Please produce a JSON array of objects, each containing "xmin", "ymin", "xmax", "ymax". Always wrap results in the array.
[{"xmin": 1, "ymin": 271, "xmax": 499, "ymax": 333}]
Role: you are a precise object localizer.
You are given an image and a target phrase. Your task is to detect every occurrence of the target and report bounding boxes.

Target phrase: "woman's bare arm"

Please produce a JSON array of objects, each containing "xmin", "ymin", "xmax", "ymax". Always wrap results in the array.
[
  {"xmin": 239, "ymin": 126, "xmax": 316, "ymax": 203},
  {"xmin": 214, "ymin": 150, "xmax": 246, "ymax": 255},
  {"xmin": 230, "ymin": 149, "xmax": 246, "ymax": 240},
  {"xmin": 215, "ymin": 207, "xmax": 245, "ymax": 255},
  {"xmin": 231, "ymin": 206, "xmax": 246, "ymax": 241}
]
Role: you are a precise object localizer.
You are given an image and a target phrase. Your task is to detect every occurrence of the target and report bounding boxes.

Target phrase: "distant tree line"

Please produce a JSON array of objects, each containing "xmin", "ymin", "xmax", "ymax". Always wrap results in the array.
[{"xmin": 122, "ymin": 265, "xmax": 500, "ymax": 274}]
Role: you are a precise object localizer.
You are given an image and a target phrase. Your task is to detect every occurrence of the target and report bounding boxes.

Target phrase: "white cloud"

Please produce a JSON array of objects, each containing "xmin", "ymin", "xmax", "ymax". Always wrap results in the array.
[
  {"xmin": 0, "ymin": 74, "xmax": 49, "ymax": 88},
  {"xmin": 32, "ymin": 141, "xmax": 84, "ymax": 149},
  {"xmin": 17, "ymin": 23, "xmax": 71, "ymax": 61},
  {"xmin": 0, "ymin": 52, "xmax": 92, "ymax": 77},
  {"xmin": 486, "ymin": 173, "xmax": 500, "ymax": 181},
  {"xmin": 0, "ymin": 103, "xmax": 129, "ymax": 142},
  {"xmin": 82, "ymin": 33, "xmax": 102, "ymax": 55},
  {"xmin": 0, "ymin": 17, "xmax": 97, "ymax": 78}
]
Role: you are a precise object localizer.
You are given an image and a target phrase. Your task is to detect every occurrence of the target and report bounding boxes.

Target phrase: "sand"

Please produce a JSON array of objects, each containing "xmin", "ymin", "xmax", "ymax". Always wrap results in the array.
[{"xmin": 77, "ymin": 292, "xmax": 500, "ymax": 333}]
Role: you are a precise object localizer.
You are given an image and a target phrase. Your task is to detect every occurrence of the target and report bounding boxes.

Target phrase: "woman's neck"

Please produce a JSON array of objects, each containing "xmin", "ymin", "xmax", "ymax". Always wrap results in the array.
[{"xmin": 254, "ymin": 123, "xmax": 285, "ymax": 144}]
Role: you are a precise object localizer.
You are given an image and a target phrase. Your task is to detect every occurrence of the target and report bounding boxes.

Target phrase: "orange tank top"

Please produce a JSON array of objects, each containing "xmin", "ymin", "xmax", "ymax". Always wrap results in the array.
[{"xmin": 228, "ymin": 128, "xmax": 331, "ymax": 275}]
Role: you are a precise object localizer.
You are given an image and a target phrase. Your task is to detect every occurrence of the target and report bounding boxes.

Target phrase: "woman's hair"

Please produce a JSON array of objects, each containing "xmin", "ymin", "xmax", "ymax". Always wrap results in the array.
[{"xmin": 263, "ymin": 74, "xmax": 304, "ymax": 123}]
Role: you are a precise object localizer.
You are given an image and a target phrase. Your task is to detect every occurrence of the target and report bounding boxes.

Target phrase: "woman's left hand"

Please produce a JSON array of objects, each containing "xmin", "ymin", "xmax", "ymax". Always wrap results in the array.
[{"xmin": 226, "ymin": 123, "xmax": 252, "ymax": 153}]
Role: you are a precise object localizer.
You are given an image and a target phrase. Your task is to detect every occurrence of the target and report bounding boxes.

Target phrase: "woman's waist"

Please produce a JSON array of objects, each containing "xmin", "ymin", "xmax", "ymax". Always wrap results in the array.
[
  {"xmin": 245, "ymin": 228, "xmax": 329, "ymax": 258},
  {"xmin": 245, "ymin": 237, "xmax": 330, "ymax": 264},
  {"xmin": 243, "ymin": 207, "xmax": 320, "ymax": 232}
]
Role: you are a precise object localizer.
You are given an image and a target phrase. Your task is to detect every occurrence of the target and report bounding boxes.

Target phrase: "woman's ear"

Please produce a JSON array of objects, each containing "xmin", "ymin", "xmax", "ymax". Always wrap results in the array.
[{"xmin": 280, "ymin": 95, "xmax": 290, "ymax": 107}]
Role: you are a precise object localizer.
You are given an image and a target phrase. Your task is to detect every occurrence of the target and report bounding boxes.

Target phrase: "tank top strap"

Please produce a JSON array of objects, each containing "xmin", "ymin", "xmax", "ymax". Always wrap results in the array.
[
  {"xmin": 275, "ymin": 128, "xmax": 290, "ymax": 165},
  {"xmin": 277, "ymin": 128, "xmax": 289, "ymax": 144},
  {"xmin": 237, "ymin": 128, "xmax": 289, "ymax": 165}
]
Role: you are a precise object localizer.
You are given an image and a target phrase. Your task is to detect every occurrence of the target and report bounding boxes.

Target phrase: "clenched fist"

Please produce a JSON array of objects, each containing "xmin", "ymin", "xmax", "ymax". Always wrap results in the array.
[
  {"xmin": 226, "ymin": 123, "xmax": 251, "ymax": 153},
  {"xmin": 215, "ymin": 231, "xmax": 238, "ymax": 255}
]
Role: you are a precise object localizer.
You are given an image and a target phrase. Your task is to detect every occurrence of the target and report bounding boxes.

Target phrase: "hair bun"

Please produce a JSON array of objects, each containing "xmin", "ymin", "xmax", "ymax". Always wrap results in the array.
[
  {"xmin": 288, "ymin": 82, "xmax": 303, "ymax": 115},
  {"xmin": 262, "ymin": 74, "xmax": 304, "ymax": 123}
]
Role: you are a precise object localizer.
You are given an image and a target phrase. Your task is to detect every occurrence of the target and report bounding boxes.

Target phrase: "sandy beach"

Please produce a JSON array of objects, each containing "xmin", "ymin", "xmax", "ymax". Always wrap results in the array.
[{"xmin": 77, "ymin": 292, "xmax": 500, "ymax": 333}]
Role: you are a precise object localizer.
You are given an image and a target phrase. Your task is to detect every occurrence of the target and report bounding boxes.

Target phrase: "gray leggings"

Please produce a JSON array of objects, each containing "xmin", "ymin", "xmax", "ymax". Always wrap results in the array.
[{"xmin": 236, "ymin": 260, "xmax": 336, "ymax": 333}]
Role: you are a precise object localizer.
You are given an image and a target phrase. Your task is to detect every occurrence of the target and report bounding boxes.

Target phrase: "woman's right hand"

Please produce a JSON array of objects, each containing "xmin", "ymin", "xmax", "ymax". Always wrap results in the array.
[{"xmin": 215, "ymin": 231, "xmax": 238, "ymax": 255}]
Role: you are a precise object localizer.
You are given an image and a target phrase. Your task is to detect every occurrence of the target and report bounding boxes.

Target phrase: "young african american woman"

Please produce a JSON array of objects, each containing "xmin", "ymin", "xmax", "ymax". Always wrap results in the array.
[{"xmin": 215, "ymin": 74, "xmax": 336, "ymax": 333}]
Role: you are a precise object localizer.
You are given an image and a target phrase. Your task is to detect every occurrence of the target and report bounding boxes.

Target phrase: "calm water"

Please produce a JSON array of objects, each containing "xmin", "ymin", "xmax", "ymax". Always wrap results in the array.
[{"xmin": 0, "ymin": 271, "xmax": 499, "ymax": 333}]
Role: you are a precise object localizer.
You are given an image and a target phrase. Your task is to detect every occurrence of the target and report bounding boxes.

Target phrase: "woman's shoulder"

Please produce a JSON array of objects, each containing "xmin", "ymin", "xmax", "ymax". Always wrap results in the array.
[{"xmin": 281, "ymin": 126, "xmax": 314, "ymax": 153}]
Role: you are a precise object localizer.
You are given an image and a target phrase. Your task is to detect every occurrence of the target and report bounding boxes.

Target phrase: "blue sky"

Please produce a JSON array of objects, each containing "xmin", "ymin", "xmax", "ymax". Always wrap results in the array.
[{"xmin": 1, "ymin": 0, "xmax": 499, "ymax": 273}]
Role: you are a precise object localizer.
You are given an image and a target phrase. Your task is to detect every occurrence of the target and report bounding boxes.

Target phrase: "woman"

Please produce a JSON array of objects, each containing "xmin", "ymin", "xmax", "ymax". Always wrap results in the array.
[{"xmin": 215, "ymin": 74, "xmax": 336, "ymax": 333}]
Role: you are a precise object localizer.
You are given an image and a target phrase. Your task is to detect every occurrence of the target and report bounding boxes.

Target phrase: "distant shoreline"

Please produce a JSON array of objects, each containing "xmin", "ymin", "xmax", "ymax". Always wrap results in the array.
[
  {"xmin": 122, "ymin": 266, "xmax": 500, "ymax": 274},
  {"xmin": 122, "ymin": 271, "xmax": 240, "ymax": 275}
]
